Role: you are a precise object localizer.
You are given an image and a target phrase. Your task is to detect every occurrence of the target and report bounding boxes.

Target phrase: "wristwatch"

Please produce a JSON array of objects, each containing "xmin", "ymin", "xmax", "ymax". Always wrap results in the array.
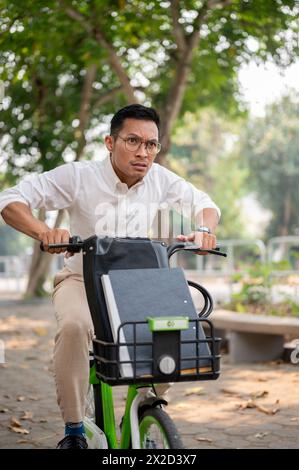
[{"xmin": 196, "ymin": 226, "xmax": 211, "ymax": 234}]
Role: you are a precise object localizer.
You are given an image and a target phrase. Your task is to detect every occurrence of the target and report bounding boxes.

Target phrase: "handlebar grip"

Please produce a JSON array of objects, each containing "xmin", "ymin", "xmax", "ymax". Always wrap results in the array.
[
  {"xmin": 184, "ymin": 245, "xmax": 227, "ymax": 257},
  {"xmin": 40, "ymin": 236, "xmax": 83, "ymax": 253},
  {"xmin": 167, "ymin": 241, "xmax": 227, "ymax": 258}
]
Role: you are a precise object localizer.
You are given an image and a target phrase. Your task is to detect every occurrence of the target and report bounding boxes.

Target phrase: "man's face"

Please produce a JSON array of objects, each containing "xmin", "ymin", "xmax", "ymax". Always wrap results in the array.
[{"xmin": 105, "ymin": 118, "xmax": 159, "ymax": 187}]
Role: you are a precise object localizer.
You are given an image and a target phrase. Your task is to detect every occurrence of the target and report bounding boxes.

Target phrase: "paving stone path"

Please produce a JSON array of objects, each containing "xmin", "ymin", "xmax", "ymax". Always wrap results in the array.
[{"xmin": 0, "ymin": 299, "xmax": 298, "ymax": 449}]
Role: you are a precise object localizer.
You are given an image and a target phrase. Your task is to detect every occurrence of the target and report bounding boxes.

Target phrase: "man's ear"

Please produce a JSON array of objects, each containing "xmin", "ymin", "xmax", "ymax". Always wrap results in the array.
[{"xmin": 105, "ymin": 135, "xmax": 114, "ymax": 152}]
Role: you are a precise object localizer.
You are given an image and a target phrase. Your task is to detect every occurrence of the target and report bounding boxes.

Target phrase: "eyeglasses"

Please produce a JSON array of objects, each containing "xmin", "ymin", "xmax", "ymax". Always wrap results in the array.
[{"xmin": 117, "ymin": 135, "xmax": 161, "ymax": 156}]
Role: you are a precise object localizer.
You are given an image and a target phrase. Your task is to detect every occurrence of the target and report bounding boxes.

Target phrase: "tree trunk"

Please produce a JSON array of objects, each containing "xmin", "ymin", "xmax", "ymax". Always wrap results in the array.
[
  {"xmin": 276, "ymin": 189, "xmax": 292, "ymax": 261},
  {"xmin": 155, "ymin": 3, "xmax": 209, "ymax": 166},
  {"xmin": 25, "ymin": 64, "xmax": 97, "ymax": 297},
  {"xmin": 25, "ymin": 1, "xmax": 222, "ymax": 295},
  {"xmin": 279, "ymin": 189, "xmax": 292, "ymax": 236}
]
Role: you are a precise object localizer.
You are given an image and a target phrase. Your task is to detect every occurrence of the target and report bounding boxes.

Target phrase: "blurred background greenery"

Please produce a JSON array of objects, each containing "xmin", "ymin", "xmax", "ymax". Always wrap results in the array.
[{"xmin": 0, "ymin": 0, "xmax": 298, "ymax": 299}]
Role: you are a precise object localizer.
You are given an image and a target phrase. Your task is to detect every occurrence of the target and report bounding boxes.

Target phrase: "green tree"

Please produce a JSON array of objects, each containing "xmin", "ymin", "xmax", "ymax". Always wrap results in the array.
[
  {"xmin": 169, "ymin": 109, "xmax": 248, "ymax": 238},
  {"xmin": 0, "ymin": 0, "xmax": 298, "ymax": 295},
  {"xmin": 241, "ymin": 91, "xmax": 299, "ymax": 238},
  {"xmin": 1, "ymin": 0, "xmax": 298, "ymax": 171}
]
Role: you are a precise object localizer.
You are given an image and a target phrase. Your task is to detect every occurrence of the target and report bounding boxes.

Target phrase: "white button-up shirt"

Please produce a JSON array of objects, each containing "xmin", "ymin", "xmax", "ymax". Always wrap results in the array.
[{"xmin": 0, "ymin": 156, "xmax": 221, "ymax": 274}]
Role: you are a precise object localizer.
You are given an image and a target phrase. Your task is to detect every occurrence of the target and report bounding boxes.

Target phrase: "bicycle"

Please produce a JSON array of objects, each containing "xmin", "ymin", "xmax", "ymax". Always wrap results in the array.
[{"xmin": 42, "ymin": 236, "xmax": 226, "ymax": 449}]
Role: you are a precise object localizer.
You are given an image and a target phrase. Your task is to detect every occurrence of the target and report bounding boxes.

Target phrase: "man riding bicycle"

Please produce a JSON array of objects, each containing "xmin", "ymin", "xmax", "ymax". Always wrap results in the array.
[{"xmin": 0, "ymin": 104, "xmax": 221, "ymax": 449}]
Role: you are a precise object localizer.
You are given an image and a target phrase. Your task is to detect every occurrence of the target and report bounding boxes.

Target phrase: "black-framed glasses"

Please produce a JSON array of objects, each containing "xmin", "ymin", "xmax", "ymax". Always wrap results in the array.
[{"xmin": 117, "ymin": 135, "xmax": 161, "ymax": 156}]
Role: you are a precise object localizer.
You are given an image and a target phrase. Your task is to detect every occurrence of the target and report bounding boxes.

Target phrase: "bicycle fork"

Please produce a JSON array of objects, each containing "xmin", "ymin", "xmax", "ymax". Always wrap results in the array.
[
  {"xmin": 101, "ymin": 381, "xmax": 166, "ymax": 449},
  {"xmin": 130, "ymin": 388, "xmax": 157, "ymax": 449}
]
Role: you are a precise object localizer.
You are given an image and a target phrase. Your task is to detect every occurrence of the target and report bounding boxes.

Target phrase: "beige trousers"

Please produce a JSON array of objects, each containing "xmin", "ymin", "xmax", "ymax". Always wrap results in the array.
[
  {"xmin": 52, "ymin": 267, "xmax": 94, "ymax": 423},
  {"xmin": 52, "ymin": 266, "xmax": 171, "ymax": 424}
]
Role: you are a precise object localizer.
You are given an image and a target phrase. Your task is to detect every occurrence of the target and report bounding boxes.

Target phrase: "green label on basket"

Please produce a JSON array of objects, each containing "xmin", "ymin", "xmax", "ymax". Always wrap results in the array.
[{"xmin": 147, "ymin": 316, "xmax": 189, "ymax": 332}]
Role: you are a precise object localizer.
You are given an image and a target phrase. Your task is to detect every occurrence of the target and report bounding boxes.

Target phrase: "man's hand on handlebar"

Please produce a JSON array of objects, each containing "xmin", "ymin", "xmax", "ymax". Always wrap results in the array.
[
  {"xmin": 176, "ymin": 231, "xmax": 216, "ymax": 255},
  {"xmin": 40, "ymin": 228, "xmax": 74, "ymax": 258},
  {"xmin": 39, "ymin": 234, "xmax": 226, "ymax": 258}
]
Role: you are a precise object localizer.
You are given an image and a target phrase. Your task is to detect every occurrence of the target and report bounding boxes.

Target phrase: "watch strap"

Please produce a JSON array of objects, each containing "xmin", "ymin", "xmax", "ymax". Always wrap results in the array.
[{"xmin": 196, "ymin": 226, "xmax": 211, "ymax": 234}]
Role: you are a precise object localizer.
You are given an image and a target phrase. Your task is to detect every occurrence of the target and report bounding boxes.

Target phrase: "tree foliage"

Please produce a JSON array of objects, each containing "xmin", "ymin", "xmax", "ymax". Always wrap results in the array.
[
  {"xmin": 0, "ymin": 0, "xmax": 298, "ymax": 295},
  {"xmin": 1, "ymin": 0, "xmax": 298, "ymax": 181},
  {"xmin": 241, "ymin": 91, "xmax": 299, "ymax": 237},
  {"xmin": 169, "ymin": 108, "xmax": 248, "ymax": 238}
]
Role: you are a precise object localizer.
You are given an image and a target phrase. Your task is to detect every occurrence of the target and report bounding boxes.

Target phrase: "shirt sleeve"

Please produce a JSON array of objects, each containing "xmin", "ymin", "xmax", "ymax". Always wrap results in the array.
[
  {"xmin": 0, "ymin": 162, "xmax": 80, "ymax": 220},
  {"xmin": 161, "ymin": 167, "xmax": 221, "ymax": 220}
]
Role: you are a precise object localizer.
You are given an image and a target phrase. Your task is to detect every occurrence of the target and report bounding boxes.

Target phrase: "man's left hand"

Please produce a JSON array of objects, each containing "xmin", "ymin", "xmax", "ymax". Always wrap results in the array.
[{"xmin": 176, "ymin": 231, "xmax": 217, "ymax": 255}]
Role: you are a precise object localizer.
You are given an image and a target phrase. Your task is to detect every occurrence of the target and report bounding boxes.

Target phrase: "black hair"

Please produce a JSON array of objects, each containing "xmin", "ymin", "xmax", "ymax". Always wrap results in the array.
[{"xmin": 110, "ymin": 104, "xmax": 160, "ymax": 137}]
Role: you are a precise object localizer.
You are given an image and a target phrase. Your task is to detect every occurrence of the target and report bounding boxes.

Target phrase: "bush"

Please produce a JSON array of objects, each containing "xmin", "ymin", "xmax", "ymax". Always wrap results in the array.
[{"xmin": 224, "ymin": 260, "xmax": 299, "ymax": 317}]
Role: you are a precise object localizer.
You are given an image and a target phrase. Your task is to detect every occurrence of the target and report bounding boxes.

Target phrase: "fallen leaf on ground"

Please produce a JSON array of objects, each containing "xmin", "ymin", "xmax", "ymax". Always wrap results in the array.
[
  {"xmin": 237, "ymin": 399, "xmax": 279, "ymax": 415},
  {"xmin": 0, "ymin": 316, "xmax": 49, "ymax": 334},
  {"xmin": 39, "ymin": 418, "xmax": 47, "ymax": 423},
  {"xmin": 257, "ymin": 378, "xmax": 268, "ymax": 382},
  {"xmin": 6, "ymin": 338, "xmax": 38, "ymax": 349},
  {"xmin": 254, "ymin": 432, "xmax": 269, "ymax": 439},
  {"xmin": 3, "ymin": 394, "xmax": 11, "ymax": 399},
  {"xmin": 250, "ymin": 390, "xmax": 269, "ymax": 399},
  {"xmin": 173, "ymin": 403, "xmax": 189, "ymax": 410},
  {"xmin": 196, "ymin": 437, "xmax": 213, "ymax": 443},
  {"xmin": 220, "ymin": 388, "xmax": 243, "ymax": 398},
  {"xmin": 10, "ymin": 417, "xmax": 21, "ymax": 427},
  {"xmin": 16, "ymin": 439, "xmax": 37, "ymax": 445},
  {"xmin": 267, "ymin": 360, "xmax": 283, "ymax": 366},
  {"xmin": 9, "ymin": 416, "xmax": 30, "ymax": 435},
  {"xmin": 184, "ymin": 387, "xmax": 205, "ymax": 396},
  {"xmin": 17, "ymin": 396, "xmax": 26, "ymax": 402},
  {"xmin": 9, "ymin": 426, "xmax": 30, "ymax": 435},
  {"xmin": 21, "ymin": 411, "xmax": 34, "ymax": 421},
  {"xmin": 0, "ymin": 408, "xmax": 9, "ymax": 413},
  {"xmin": 33, "ymin": 326, "xmax": 48, "ymax": 337},
  {"xmin": 17, "ymin": 439, "xmax": 38, "ymax": 445},
  {"xmin": 28, "ymin": 396, "xmax": 40, "ymax": 401}
]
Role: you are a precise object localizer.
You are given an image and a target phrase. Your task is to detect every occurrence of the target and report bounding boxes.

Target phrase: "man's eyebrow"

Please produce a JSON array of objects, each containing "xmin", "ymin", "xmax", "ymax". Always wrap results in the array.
[{"xmin": 126, "ymin": 133, "xmax": 158, "ymax": 141}]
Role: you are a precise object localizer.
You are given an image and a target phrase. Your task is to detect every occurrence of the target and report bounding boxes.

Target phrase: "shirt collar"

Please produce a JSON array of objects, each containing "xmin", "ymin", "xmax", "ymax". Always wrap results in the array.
[{"xmin": 103, "ymin": 155, "xmax": 147, "ymax": 190}]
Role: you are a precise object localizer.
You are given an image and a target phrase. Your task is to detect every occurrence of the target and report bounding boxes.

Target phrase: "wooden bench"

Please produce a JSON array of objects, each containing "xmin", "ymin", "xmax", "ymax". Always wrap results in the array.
[{"xmin": 210, "ymin": 309, "xmax": 299, "ymax": 363}]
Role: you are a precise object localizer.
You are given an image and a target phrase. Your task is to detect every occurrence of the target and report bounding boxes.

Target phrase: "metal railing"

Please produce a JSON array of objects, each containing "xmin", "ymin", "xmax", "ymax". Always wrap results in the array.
[
  {"xmin": 0, "ymin": 255, "xmax": 25, "ymax": 292},
  {"xmin": 0, "ymin": 253, "xmax": 63, "ymax": 293},
  {"xmin": 1, "ymin": 237, "xmax": 299, "ymax": 295},
  {"xmin": 172, "ymin": 239, "xmax": 267, "ymax": 277}
]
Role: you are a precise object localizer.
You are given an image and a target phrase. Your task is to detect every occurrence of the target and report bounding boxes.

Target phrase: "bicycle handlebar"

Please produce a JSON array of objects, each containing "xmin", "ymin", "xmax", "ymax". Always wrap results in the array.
[
  {"xmin": 40, "ymin": 236, "xmax": 83, "ymax": 253},
  {"xmin": 166, "ymin": 242, "xmax": 227, "ymax": 258},
  {"xmin": 40, "ymin": 236, "xmax": 227, "ymax": 258}
]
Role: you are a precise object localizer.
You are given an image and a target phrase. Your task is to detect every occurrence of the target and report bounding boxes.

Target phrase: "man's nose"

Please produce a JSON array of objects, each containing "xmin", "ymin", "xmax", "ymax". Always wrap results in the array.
[{"xmin": 136, "ymin": 142, "xmax": 148, "ymax": 157}]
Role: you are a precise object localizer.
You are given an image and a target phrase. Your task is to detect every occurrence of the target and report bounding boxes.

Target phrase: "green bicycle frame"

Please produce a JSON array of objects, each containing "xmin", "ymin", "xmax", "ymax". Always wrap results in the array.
[
  {"xmin": 88, "ymin": 316, "xmax": 191, "ymax": 448},
  {"xmin": 89, "ymin": 364, "xmax": 142, "ymax": 449}
]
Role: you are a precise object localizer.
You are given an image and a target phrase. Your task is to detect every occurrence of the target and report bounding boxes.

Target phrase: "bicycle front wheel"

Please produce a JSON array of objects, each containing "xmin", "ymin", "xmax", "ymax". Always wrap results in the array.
[
  {"xmin": 139, "ymin": 408, "xmax": 184, "ymax": 449},
  {"xmin": 85, "ymin": 383, "xmax": 103, "ymax": 429}
]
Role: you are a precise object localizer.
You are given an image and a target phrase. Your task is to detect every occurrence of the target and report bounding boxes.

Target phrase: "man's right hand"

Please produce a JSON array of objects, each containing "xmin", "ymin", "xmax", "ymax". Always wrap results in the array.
[{"xmin": 40, "ymin": 228, "xmax": 73, "ymax": 257}]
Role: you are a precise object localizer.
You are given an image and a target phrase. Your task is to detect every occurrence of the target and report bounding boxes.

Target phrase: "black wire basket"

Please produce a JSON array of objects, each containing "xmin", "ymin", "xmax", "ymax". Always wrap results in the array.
[{"xmin": 93, "ymin": 318, "xmax": 221, "ymax": 386}]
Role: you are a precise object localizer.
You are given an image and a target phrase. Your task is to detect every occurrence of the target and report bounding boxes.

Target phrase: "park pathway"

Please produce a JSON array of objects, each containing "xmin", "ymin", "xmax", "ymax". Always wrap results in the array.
[{"xmin": 0, "ymin": 299, "xmax": 298, "ymax": 449}]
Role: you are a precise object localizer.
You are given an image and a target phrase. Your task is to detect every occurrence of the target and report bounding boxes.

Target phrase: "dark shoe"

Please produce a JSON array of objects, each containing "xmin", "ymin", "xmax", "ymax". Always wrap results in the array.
[{"xmin": 56, "ymin": 435, "xmax": 88, "ymax": 449}]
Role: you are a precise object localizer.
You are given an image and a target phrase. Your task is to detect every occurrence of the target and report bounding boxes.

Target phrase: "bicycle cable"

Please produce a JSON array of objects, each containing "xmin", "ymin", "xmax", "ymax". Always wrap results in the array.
[{"xmin": 187, "ymin": 280, "xmax": 214, "ymax": 319}]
